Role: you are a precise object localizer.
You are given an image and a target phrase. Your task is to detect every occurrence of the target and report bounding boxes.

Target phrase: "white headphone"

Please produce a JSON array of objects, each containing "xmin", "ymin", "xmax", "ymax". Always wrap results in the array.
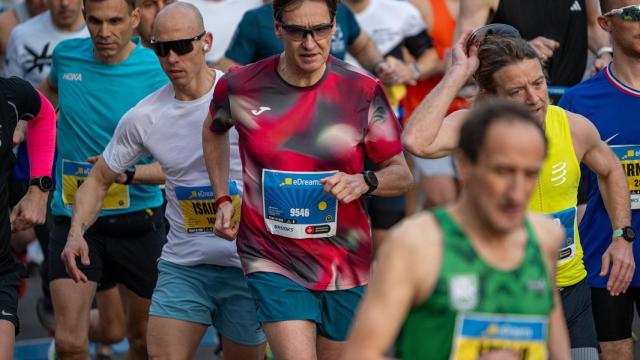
[{"xmin": 203, "ymin": 43, "xmax": 210, "ymax": 51}]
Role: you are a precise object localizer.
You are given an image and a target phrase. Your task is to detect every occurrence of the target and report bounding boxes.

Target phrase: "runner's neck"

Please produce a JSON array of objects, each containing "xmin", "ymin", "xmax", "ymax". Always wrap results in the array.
[
  {"xmin": 610, "ymin": 57, "xmax": 640, "ymax": 92},
  {"xmin": 51, "ymin": 13, "xmax": 85, "ymax": 33},
  {"xmin": 277, "ymin": 53, "xmax": 326, "ymax": 87},
  {"xmin": 174, "ymin": 67, "xmax": 216, "ymax": 101}
]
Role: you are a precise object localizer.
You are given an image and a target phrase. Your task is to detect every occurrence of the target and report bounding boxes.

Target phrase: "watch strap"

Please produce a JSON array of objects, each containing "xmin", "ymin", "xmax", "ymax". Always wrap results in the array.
[
  {"xmin": 123, "ymin": 168, "xmax": 136, "ymax": 185},
  {"xmin": 613, "ymin": 228, "xmax": 624, "ymax": 238}
]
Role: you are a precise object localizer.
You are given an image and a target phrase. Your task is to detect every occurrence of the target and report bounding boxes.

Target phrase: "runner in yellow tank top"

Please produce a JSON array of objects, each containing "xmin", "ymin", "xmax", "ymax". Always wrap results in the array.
[
  {"xmin": 402, "ymin": 32, "xmax": 632, "ymax": 358},
  {"xmin": 528, "ymin": 105, "xmax": 584, "ymax": 288}
]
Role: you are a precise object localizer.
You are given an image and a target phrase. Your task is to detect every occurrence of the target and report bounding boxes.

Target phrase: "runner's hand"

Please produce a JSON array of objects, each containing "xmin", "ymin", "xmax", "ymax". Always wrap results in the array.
[
  {"xmin": 320, "ymin": 172, "xmax": 369, "ymax": 204},
  {"xmin": 593, "ymin": 53, "xmax": 612, "ymax": 74},
  {"xmin": 527, "ymin": 36, "xmax": 559, "ymax": 63},
  {"xmin": 601, "ymin": 237, "xmax": 635, "ymax": 295},
  {"xmin": 214, "ymin": 201, "xmax": 238, "ymax": 241},
  {"xmin": 9, "ymin": 186, "xmax": 48, "ymax": 232},
  {"xmin": 386, "ymin": 57, "xmax": 417, "ymax": 86},
  {"xmin": 374, "ymin": 60, "xmax": 397, "ymax": 86},
  {"xmin": 62, "ymin": 231, "xmax": 91, "ymax": 283},
  {"xmin": 451, "ymin": 30, "xmax": 480, "ymax": 80}
]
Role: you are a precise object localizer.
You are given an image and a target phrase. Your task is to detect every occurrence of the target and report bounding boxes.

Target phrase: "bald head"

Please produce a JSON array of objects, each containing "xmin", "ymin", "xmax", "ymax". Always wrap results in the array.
[{"xmin": 153, "ymin": 1, "xmax": 204, "ymax": 37}]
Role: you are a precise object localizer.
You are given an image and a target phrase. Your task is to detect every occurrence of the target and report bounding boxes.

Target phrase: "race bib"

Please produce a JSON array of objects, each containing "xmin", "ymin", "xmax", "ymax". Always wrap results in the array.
[
  {"xmin": 548, "ymin": 207, "xmax": 577, "ymax": 262},
  {"xmin": 450, "ymin": 312, "xmax": 548, "ymax": 360},
  {"xmin": 62, "ymin": 160, "xmax": 130, "ymax": 210},
  {"xmin": 611, "ymin": 145, "xmax": 640, "ymax": 210},
  {"xmin": 262, "ymin": 169, "xmax": 338, "ymax": 239},
  {"xmin": 175, "ymin": 181, "xmax": 241, "ymax": 233}
]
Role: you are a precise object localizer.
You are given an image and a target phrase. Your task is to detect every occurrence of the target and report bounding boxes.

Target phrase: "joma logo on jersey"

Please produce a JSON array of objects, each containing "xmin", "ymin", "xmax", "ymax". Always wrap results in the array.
[{"xmin": 63, "ymin": 73, "xmax": 82, "ymax": 81}]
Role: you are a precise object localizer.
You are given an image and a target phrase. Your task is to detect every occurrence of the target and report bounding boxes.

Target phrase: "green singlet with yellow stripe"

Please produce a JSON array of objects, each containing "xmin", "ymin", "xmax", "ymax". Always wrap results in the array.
[
  {"xmin": 395, "ymin": 208, "xmax": 554, "ymax": 360},
  {"xmin": 528, "ymin": 105, "xmax": 585, "ymax": 288}
]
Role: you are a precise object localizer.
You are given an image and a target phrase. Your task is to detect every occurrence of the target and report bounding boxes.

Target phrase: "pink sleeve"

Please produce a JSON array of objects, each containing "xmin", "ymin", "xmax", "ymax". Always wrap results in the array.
[{"xmin": 26, "ymin": 89, "xmax": 56, "ymax": 178}]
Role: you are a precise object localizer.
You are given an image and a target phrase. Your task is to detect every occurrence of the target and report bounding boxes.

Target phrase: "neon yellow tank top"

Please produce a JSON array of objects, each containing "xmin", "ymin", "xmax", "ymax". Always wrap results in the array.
[{"xmin": 528, "ymin": 105, "xmax": 586, "ymax": 287}]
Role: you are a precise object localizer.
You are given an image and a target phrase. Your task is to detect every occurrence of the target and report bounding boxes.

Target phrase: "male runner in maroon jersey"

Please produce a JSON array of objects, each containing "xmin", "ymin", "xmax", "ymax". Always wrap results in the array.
[{"xmin": 202, "ymin": 0, "xmax": 412, "ymax": 358}]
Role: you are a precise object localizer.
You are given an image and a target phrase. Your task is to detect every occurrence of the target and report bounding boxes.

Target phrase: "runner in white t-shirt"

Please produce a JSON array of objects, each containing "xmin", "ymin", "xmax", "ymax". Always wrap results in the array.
[
  {"xmin": 67, "ymin": 3, "xmax": 266, "ymax": 359},
  {"xmin": 5, "ymin": 6, "xmax": 87, "ymax": 85}
]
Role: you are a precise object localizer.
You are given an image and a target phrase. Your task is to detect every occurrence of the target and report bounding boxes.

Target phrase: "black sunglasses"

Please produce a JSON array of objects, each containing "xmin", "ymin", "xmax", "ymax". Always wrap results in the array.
[
  {"xmin": 279, "ymin": 22, "xmax": 334, "ymax": 41},
  {"xmin": 150, "ymin": 31, "xmax": 206, "ymax": 57},
  {"xmin": 465, "ymin": 23, "xmax": 521, "ymax": 54}
]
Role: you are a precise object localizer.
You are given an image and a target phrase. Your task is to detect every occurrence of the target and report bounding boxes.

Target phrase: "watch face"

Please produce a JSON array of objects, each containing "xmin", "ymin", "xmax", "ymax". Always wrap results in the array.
[
  {"xmin": 625, "ymin": 227, "xmax": 636, "ymax": 240},
  {"xmin": 40, "ymin": 176, "xmax": 53, "ymax": 191},
  {"xmin": 365, "ymin": 171, "xmax": 379, "ymax": 187}
]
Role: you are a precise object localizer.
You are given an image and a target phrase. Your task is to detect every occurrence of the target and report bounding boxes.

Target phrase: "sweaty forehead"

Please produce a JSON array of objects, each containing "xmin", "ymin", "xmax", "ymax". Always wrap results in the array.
[
  {"xmin": 481, "ymin": 121, "xmax": 546, "ymax": 162},
  {"xmin": 493, "ymin": 59, "xmax": 545, "ymax": 88},
  {"xmin": 281, "ymin": 0, "xmax": 331, "ymax": 25}
]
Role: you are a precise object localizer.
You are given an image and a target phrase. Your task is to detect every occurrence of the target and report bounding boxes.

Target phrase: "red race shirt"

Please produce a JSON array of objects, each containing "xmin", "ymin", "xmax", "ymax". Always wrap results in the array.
[{"xmin": 209, "ymin": 55, "xmax": 402, "ymax": 290}]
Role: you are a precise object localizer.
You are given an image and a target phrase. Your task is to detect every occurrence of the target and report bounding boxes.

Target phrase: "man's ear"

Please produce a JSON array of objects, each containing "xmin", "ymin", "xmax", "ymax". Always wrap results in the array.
[
  {"xmin": 130, "ymin": 7, "xmax": 141, "ymax": 29},
  {"xmin": 597, "ymin": 15, "xmax": 612, "ymax": 33}
]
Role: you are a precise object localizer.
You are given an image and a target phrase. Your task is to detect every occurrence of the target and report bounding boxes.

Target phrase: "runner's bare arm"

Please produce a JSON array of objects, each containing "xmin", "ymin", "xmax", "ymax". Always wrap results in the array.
[
  {"xmin": 320, "ymin": 152, "xmax": 411, "ymax": 203},
  {"xmin": 347, "ymin": 32, "xmax": 395, "ymax": 86},
  {"xmin": 529, "ymin": 214, "xmax": 571, "ymax": 360},
  {"xmin": 202, "ymin": 113, "xmax": 237, "ymax": 240},
  {"xmin": 37, "ymin": 78, "xmax": 59, "ymax": 109},
  {"xmin": 454, "ymin": 0, "xmax": 498, "ymax": 41},
  {"xmin": 121, "ymin": 162, "xmax": 164, "ymax": 185},
  {"xmin": 86, "ymin": 156, "xmax": 164, "ymax": 185},
  {"xmin": 370, "ymin": 152, "xmax": 412, "ymax": 197},
  {"xmin": 585, "ymin": 0, "xmax": 612, "ymax": 70},
  {"xmin": 402, "ymin": 32, "xmax": 477, "ymax": 158},
  {"xmin": 570, "ymin": 112, "xmax": 634, "ymax": 295},
  {"xmin": 342, "ymin": 213, "xmax": 442, "ymax": 360},
  {"xmin": 211, "ymin": 56, "xmax": 240, "ymax": 72},
  {"xmin": 203, "ymin": 113, "xmax": 231, "ymax": 201},
  {"xmin": 64, "ymin": 157, "xmax": 121, "ymax": 282},
  {"xmin": 0, "ymin": 9, "xmax": 18, "ymax": 56},
  {"xmin": 348, "ymin": 32, "xmax": 383, "ymax": 74}
]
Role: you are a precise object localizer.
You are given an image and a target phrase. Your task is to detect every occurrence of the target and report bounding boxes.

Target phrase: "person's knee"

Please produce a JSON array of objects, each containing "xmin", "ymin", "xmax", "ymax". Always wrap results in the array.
[
  {"xmin": 100, "ymin": 324, "xmax": 126, "ymax": 345},
  {"xmin": 127, "ymin": 323, "xmax": 149, "ymax": 353},
  {"xmin": 55, "ymin": 332, "xmax": 88, "ymax": 357}
]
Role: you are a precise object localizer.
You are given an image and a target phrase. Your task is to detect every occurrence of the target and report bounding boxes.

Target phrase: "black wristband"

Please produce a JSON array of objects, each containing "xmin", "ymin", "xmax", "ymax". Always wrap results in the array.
[{"xmin": 123, "ymin": 167, "xmax": 136, "ymax": 185}]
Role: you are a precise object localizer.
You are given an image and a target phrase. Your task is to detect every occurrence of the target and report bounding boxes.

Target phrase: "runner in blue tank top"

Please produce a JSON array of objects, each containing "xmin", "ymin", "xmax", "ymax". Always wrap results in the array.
[{"xmin": 558, "ymin": 2, "xmax": 640, "ymax": 358}]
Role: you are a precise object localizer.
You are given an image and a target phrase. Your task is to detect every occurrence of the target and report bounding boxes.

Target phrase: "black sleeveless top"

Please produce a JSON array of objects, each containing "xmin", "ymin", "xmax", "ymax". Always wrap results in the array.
[{"xmin": 491, "ymin": 0, "xmax": 588, "ymax": 87}]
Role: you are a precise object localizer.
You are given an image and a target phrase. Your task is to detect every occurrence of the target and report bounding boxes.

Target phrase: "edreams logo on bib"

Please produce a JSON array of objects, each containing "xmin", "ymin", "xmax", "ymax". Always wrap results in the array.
[
  {"xmin": 482, "ymin": 323, "xmax": 534, "ymax": 339},
  {"xmin": 63, "ymin": 73, "xmax": 82, "ymax": 81},
  {"xmin": 189, "ymin": 189, "xmax": 214, "ymax": 199},
  {"xmin": 279, "ymin": 177, "xmax": 323, "ymax": 187}
]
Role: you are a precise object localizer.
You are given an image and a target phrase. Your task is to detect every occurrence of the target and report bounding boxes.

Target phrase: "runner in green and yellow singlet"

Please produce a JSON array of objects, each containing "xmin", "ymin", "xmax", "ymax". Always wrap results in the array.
[
  {"xmin": 399, "ymin": 29, "xmax": 631, "ymax": 358},
  {"xmin": 343, "ymin": 100, "xmax": 570, "ymax": 360}
]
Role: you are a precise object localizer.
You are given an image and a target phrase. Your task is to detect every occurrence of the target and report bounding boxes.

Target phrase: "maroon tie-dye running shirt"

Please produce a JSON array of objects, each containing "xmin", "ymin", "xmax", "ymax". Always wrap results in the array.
[{"xmin": 208, "ymin": 55, "xmax": 402, "ymax": 290}]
